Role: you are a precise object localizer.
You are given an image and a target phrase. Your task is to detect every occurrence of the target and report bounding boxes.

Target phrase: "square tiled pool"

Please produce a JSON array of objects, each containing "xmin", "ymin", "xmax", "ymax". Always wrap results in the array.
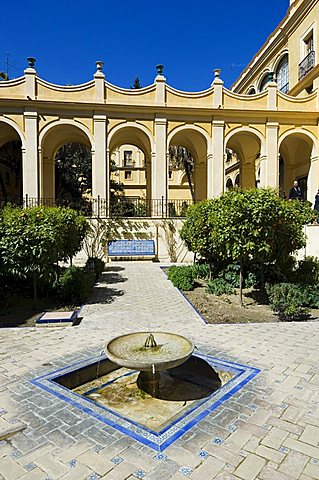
[{"xmin": 31, "ymin": 353, "xmax": 260, "ymax": 451}]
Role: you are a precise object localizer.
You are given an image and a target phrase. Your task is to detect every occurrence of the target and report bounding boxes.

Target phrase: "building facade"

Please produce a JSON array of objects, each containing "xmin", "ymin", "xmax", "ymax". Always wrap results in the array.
[{"xmin": 0, "ymin": 0, "xmax": 318, "ymax": 216}]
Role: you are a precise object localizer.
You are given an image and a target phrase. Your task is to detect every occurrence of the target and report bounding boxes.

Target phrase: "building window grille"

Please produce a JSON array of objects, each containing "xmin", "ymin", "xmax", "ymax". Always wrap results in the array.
[
  {"xmin": 124, "ymin": 170, "xmax": 132, "ymax": 180},
  {"xmin": 299, "ymin": 51, "xmax": 315, "ymax": 81},
  {"xmin": 276, "ymin": 55, "xmax": 289, "ymax": 93}
]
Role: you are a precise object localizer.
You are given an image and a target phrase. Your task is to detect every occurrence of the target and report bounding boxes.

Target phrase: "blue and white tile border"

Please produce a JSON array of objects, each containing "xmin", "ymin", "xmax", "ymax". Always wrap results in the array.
[{"xmin": 31, "ymin": 353, "xmax": 260, "ymax": 452}]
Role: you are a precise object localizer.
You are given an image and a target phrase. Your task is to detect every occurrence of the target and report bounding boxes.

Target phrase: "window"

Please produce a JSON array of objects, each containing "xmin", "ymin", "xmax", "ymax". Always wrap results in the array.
[
  {"xmin": 125, "ymin": 170, "xmax": 132, "ymax": 180},
  {"xmin": 259, "ymin": 74, "xmax": 269, "ymax": 91},
  {"xmin": 299, "ymin": 31, "xmax": 315, "ymax": 80},
  {"xmin": 305, "ymin": 32, "xmax": 314, "ymax": 55},
  {"xmin": 169, "ymin": 170, "xmax": 173, "ymax": 179},
  {"xmin": 123, "ymin": 150, "xmax": 133, "ymax": 167},
  {"xmin": 276, "ymin": 54, "xmax": 289, "ymax": 93}
]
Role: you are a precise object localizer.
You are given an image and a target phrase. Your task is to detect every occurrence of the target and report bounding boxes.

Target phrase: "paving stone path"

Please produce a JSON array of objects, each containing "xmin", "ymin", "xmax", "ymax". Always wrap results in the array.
[{"xmin": 1, "ymin": 262, "xmax": 319, "ymax": 479}]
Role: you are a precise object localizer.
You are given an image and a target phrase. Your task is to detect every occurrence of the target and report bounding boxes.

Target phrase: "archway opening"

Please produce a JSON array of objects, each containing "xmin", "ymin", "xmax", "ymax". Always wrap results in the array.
[
  {"xmin": 279, "ymin": 132, "xmax": 313, "ymax": 201},
  {"xmin": 225, "ymin": 131, "xmax": 262, "ymax": 189},
  {"xmin": 55, "ymin": 143, "xmax": 92, "ymax": 201},
  {"xmin": 41, "ymin": 123, "xmax": 92, "ymax": 206},
  {"xmin": 226, "ymin": 178, "xmax": 233, "ymax": 190},
  {"xmin": 0, "ymin": 122, "xmax": 23, "ymax": 203},
  {"xmin": 108, "ymin": 126, "xmax": 152, "ymax": 217},
  {"xmin": 168, "ymin": 128, "xmax": 208, "ymax": 202}
]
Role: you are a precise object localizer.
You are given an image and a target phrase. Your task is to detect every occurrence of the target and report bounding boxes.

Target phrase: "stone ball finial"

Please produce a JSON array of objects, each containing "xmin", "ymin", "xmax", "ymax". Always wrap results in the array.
[
  {"xmin": 27, "ymin": 57, "xmax": 36, "ymax": 68},
  {"xmin": 156, "ymin": 64, "xmax": 164, "ymax": 75},
  {"xmin": 95, "ymin": 61, "xmax": 104, "ymax": 72},
  {"xmin": 214, "ymin": 68, "xmax": 221, "ymax": 78}
]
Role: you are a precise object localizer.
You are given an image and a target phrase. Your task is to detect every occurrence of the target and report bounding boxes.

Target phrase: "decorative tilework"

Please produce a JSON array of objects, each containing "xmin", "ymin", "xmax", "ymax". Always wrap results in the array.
[
  {"xmin": 198, "ymin": 450, "xmax": 208, "ymax": 460},
  {"xmin": 10, "ymin": 450, "xmax": 21, "ymax": 459},
  {"xmin": 69, "ymin": 459, "xmax": 77, "ymax": 468},
  {"xmin": 133, "ymin": 469, "xmax": 146, "ymax": 479},
  {"xmin": 25, "ymin": 463, "xmax": 37, "ymax": 471},
  {"xmin": 0, "ymin": 440, "xmax": 7, "ymax": 447},
  {"xmin": 179, "ymin": 466, "xmax": 193, "ymax": 476},
  {"xmin": 111, "ymin": 456, "xmax": 124, "ymax": 465},
  {"xmin": 279, "ymin": 447, "xmax": 289, "ymax": 454},
  {"xmin": 31, "ymin": 352, "xmax": 260, "ymax": 452},
  {"xmin": 227, "ymin": 424, "xmax": 237, "ymax": 432},
  {"xmin": 311, "ymin": 458, "xmax": 319, "ymax": 464},
  {"xmin": 155, "ymin": 453, "xmax": 167, "ymax": 461},
  {"xmin": 213, "ymin": 437, "xmax": 224, "ymax": 445},
  {"xmin": 93, "ymin": 445, "xmax": 104, "ymax": 453},
  {"xmin": 87, "ymin": 474, "xmax": 100, "ymax": 480}
]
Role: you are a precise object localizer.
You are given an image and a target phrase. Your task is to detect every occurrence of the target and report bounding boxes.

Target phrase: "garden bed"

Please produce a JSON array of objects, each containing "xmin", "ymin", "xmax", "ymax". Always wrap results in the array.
[{"xmin": 184, "ymin": 283, "xmax": 319, "ymax": 324}]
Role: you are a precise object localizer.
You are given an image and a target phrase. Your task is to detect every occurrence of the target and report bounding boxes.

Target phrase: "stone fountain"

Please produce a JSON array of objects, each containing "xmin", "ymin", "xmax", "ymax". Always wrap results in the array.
[{"xmin": 105, "ymin": 332, "xmax": 194, "ymax": 397}]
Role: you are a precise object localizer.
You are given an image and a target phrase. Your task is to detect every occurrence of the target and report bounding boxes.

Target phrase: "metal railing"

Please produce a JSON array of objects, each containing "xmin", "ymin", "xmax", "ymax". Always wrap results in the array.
[
  {"xmin": 0, "ymin": 196, "xmax": 194, "ymax": 219},
  {"xmin": 299, "ymin": 51, "xmax": 315, "ymax": 81}
]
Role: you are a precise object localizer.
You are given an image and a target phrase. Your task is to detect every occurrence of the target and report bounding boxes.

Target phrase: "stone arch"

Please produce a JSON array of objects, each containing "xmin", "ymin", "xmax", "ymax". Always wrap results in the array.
[
  {"xmin": 0, "ymin": 119, "xmax": 25, "ymax": 201},
  {"xmin": 258, "ymin": 70, "xmax": 271, "ymax": 92},
  {"xmin": 0, "ymin": 117, "xmax": 26, "ymax": 149},
  {"xmin": 226, "ymin": 177, "xmax": 233, "ymax": 190},
  {"xmin": 246, "ymin": 86, "xmax": 257, "ymax": 95},
  {"xmin": 40, "ymin": 120, "xmax": 94, "ymax": 199},
  {"xmin": 279, "ymin": 128, "xmax": 318, "ymax": 201},
  {"xmin": 168, "ymin": 125, "xmax": 211, "ymax": 201},
  {"xmin": 107, "ymin": 122, "xmax": 154, "ymax": 202},
  {"xmin": 225, "ymin": 127, "xmax": 265, "ymax": 189}
]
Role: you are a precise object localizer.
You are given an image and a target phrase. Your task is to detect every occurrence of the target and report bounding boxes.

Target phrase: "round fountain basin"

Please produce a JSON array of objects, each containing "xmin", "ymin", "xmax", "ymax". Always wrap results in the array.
[{"xmin": 105, "ymin": 332, "xmax": 194, "ymax": 372}]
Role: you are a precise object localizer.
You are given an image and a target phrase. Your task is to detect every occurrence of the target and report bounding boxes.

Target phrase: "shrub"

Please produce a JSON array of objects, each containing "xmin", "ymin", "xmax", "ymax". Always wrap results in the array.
[
  {"xmin": 55, "ymin": 266, "xmax": 95, "ymax": 304},
  {"xmin": 206, "ymin": 278, "xmax": 235, "ymax": 296},
  {"xmin": 86, "ymin": 257, "xmax": 105, "ymax": 277},
  {"xmin": 167, "ymin": 265, "xmax": 194, "ymax": 291},
  {"xmin": 266, "ymin": 283, "xmax": 309, "ymax": 321},
  {"xmin": 191, "ymin": 263, "xmax": 210, "ymax": 280},
  {"xmin": 293, "ymin": 257, "xmax": 319, "ymax": 285}
]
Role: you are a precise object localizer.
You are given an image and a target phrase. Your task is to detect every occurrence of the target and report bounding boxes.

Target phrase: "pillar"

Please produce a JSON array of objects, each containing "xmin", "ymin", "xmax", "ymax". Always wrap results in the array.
[
  {"xmin": 23, "ymin": 111, "xmax": 39, "ymax": 199},
  {"xmin": 93, "ymin": 115, "xmax": 107, "ymax": 200},
  {"xmin": 209, "ymin": 120, "xmax": 224, "ymax": 197},
  {"xmin": 265, "ymin": 122, "xmax": 279, "ymax": 189},
  {"xmin": 152, "ymin": 117, "xmax": 167, "ymax": 215},
  {"xmin": 308, "ymin": 155, "xmax": 319, "ymax": 203}
]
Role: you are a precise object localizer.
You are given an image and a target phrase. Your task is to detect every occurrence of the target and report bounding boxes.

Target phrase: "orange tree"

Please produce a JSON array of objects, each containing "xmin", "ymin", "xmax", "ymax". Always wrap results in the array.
[
  {"xmin": 180, "ymin": 188, "xmax": 315, "ymax": 304},
  {"xmin": 0, "ymin": 205, "xmax": 87, "ymax": 303}
]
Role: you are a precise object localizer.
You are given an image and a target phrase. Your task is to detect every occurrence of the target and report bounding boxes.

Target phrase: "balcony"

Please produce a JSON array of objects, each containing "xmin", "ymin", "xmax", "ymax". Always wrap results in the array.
[{"xmin": 299, "ymin": 51, "xmax": 315, "ymax": 81}]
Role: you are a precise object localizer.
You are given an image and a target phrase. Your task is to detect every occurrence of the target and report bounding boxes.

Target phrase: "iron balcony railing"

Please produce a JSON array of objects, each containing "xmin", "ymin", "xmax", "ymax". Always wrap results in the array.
[
  {"xmin": 299, "ymin": 51, "xmax": 315, "ymax": 81},
  {"xmin": 0, "ymin": 196, "xmax": 194, "ymax": 219}
]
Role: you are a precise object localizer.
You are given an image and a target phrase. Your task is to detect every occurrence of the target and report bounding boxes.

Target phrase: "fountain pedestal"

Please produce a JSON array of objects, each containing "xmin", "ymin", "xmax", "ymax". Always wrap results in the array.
[{"xmin": 105, "ymin": 332, "xmax": 194, "ymax": 398}]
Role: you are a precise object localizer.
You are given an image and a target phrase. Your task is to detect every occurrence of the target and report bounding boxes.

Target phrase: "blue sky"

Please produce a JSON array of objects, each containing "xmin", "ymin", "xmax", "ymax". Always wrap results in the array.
[{"xmin": 1, "ymin": 0, "xmax": 289, "ymax": 90}]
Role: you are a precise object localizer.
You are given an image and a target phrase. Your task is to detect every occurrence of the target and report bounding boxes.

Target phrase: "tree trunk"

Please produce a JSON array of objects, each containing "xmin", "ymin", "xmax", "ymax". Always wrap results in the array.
[
  {"xmin": 239, "ymin": 260, "xmax": 244, "ymax": 306},
  {"xmin": 184, "ymin": 162, "xmax": 196, "ymax": 203},
  {"xmin": 33, "ymin": 274, "xmax": 38, "ymax": 306}
]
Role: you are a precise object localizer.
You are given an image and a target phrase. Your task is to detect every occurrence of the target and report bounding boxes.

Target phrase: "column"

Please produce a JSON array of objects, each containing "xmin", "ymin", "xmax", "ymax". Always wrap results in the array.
[
  {"xmin": 265, "ymin": 122, "xmax": 279, "ymax": 189},
  {"xmin": 152, "ymin": 117, "xmax": 167, "ymax": 215},
  {"xmin": 94, "ymin": 61, "xmax": 105, "ymax": 103},
  {"xmin": 23, "ymin": 111, "xmax": 39, "ymax": 199},
  {"xmin": 308, "ymin": 155, "xmax": 319, "ymax": 203},
  {"xmin": 209, "ymin": 120, "xmax": 224, "ymax": 197},
  {"xmin": 259, "ymin": 155, "xmax": 267, "ymax": 188},
  {"xmin": 93, "ymin": 115, "xmax": 107, "ymax": 200}
]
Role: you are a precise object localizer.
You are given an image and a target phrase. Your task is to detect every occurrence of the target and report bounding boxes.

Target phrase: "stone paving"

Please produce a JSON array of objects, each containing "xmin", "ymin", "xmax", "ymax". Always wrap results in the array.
[{"xmin": 0, "ymin": 262, "xmax": 319, "ymax": 479}]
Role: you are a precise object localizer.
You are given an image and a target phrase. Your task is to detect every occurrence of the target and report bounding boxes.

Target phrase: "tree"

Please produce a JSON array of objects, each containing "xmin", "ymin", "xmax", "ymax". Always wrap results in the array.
[
  {"xmin": 0, "ymin": 206, "xmax": 87, "ymax": 303},
  {"xmin": 180, "ymin": 188, "xmax": 315, "ymax": 305},
  {"xmin": 131, "ymin": 77, "xmax": 142, "ymax": 89},
  {"xmin": 55, "ymin": 143, "xmax": 92, "ymax": 199},
  {"xmin": 169, "ymin": 146, "xmax": 195, "ymax": 202}
]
